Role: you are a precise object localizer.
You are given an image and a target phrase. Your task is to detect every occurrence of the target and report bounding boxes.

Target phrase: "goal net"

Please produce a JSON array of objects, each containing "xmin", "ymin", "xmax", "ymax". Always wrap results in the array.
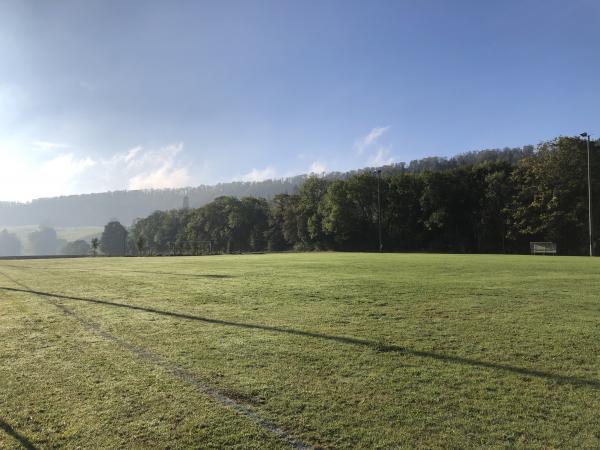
[
  {"xmin": 530, "ymin": 242, "xmax": 557, "ymax": 256},
  {"xmin": 170, "ymin": 240, "xmax": 214, "ymax": 256}
]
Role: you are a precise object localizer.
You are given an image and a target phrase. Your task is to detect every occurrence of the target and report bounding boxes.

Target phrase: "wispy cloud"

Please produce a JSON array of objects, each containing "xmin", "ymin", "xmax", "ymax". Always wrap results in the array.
[
  {"xmin": 115, "ymin": 143, "xmax": 192, "ymax": 190},
  {"xmin": 354, "ymin": 126, "xmax": 390, "ymax": 155},
  {"xmin": 240, "ymin": 165, "xmax": 277, "ymax": 182},
  {"xmin": 354, "ymin": 126, "xmax": 396, "ymax": 167},
  {"xmin": 124, "ymin": 146, "xmax": 142, "ymax": 165},
  {"xmin": 367, "ymin": 147, "xmax": 395, "ymax": 166}
]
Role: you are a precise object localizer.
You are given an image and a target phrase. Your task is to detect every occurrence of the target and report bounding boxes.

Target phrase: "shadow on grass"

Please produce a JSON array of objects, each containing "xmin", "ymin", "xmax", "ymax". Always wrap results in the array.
[
  {"xmin": 2, "ymin": 285, "xmax": 599, "ymax": 389},
  {"xmin": 0, "ymin": 419, "xmax": 37, "ymax": 450},
  {"xmin": 117, "ymin": 270, "xmax": 233, "ymax": 278}
]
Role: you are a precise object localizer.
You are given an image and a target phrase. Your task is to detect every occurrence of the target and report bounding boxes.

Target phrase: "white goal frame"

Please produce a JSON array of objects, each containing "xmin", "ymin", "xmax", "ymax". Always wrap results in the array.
[{"xmin": 530, "ymin": 242, "xmax": 557, "ymax": 256}]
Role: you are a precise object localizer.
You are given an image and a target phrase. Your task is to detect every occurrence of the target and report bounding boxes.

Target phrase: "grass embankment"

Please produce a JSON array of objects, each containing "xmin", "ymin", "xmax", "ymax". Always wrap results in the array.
[{"xmin": 1, "ymin": 253, "xmax": 600, "ymax": 448}]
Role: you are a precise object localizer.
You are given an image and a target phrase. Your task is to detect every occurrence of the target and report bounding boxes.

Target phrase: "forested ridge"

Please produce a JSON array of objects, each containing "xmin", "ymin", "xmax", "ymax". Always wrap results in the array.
[
  {"xmin": 1, "ymin": 137, "xmax": 597, "ymax": 256},
  {"xmin": 0, "ymin": 144, "xmax": 533, "ymax": 227},
  {"xmin": 127, "ymin": 137, "xmax": 598, "ymax": 256}
]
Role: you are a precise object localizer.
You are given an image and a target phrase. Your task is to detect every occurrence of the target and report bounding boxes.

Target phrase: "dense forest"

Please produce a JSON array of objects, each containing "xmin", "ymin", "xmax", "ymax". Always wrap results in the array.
[
  {"xmin": 0, "ymin": 145, "xmax": 533, "ymax": 227},
  {"xmin": 124, "ymin": 137, "xmax": 597, "ymax": 256}
]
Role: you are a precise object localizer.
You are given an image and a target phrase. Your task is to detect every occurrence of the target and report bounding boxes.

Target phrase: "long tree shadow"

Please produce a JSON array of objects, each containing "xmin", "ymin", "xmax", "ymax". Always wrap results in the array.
[
  {"xmin": 0, "ymin": 418, "xmax": 37, "ymax": 450},
  {"xmin": 2, "ymin": 285, "xmax": 599, "ymax": 389},
  {"xmin": 111, "ymin": 270, "xmax": 233, "ymax": 278}
]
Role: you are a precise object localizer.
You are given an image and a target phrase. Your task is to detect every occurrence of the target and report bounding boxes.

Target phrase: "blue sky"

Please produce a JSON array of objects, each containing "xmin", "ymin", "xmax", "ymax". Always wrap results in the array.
[{"xmin": 1, "ymin": 0, "xmax": 599, "ymax": 201}]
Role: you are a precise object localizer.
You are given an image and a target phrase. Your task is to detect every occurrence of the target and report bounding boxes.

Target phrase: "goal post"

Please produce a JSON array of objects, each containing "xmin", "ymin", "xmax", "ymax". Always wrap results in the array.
[{"xmin": 530, "ymin": 242, "xmax": 557, "ymax": 256}]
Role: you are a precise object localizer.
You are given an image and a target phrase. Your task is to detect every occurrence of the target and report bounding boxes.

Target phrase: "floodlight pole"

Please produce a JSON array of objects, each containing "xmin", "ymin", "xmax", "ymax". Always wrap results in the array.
[
  {"xmin": 374, "ymin": 169, "xmax": 383, "ymax": 252},
  {"xmin": 581, "ymin": 132, "xmax": 593, "ymax": 256}
]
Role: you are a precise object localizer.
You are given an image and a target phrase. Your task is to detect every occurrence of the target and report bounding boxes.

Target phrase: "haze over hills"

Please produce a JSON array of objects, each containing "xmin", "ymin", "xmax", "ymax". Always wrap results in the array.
[{"xmin": 0, "ymin": 146, "xmax": 532, "ymax": 227}]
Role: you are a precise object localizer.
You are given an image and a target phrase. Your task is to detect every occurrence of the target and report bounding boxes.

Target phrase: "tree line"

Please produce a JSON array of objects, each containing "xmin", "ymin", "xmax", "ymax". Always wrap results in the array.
[
  {"xmin": 0, "ymin": 179, "xmax": 306, "ymax": 227},
  {"xmin": 1, "ymin": 137, "xmax": 595, "ymax": 257},
  {"xmin": 0, "ymin": 226, "xmax": 94, "ymax": 257},
  {"xmin": 121, "ymin": 137, "xmax": 597, "ymax": 256},
  {"xmin": 0, "ymin": 145, "xmax": 531, "ymax": 227}
]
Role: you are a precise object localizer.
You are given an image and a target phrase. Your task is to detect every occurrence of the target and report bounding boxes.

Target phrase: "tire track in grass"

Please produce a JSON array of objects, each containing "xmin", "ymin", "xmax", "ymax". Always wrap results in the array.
[
  {"xmin": 0, "ymin": 269, "xmax": 313, "ymax": 450},
  {"xmin": 0, "ymin": 418, "xmax": 37, "ymax": 450}
]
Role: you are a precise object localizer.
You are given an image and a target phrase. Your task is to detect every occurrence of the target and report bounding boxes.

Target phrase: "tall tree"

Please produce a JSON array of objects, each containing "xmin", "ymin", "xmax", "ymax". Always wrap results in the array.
[
  {"xmin": 385, "ymin": 174, "xmax": 425, "ymax": 251},
  {"xmin": 266, "ymin": 194, "xmax": 301, "ymax": 250},
  {"xmin": 297, "ymin": 176, "xmax": 330, "ymax": 249},
  {"xmin": 62, "ymin": 240, "xmax": 91, "ymax": 255},
  {"xmin": 0, "ymin": 229, "xmax": 22, "ymax": 257},
  {"xmin": 481, "ymin": 164, "xmax": 514, "ymax": 252},
  {"xmin": 136, "ymin": 235, "xmax": 146, "ymax": 256},
  {"xmin": 509, "ymin": 137, "xmax": 600, "ymax": 254},
  {"xmin": 28, "ymin": 226, "xmax": 60, "ymax": 255},
  {"xmin": 100, "ymin": 221, "xmax": 129, "ymax": 256},
  {"xmin": 91, "ymin": 238, "xmax": 100, "ymax": 256},
  {"xmin": 322, "ymin": 179, "xmax": 355, "ymax": 247}
]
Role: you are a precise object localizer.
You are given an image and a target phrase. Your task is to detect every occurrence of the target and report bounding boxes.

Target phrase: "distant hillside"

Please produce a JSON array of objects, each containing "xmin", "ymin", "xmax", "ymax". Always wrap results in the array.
[
  {"xmin": 0, "ymin": 145, "xmax": 533, "ymax": 227},
  {"xmin": 0, "ymin": 179, "xmax": 306, "ymax": 227}
]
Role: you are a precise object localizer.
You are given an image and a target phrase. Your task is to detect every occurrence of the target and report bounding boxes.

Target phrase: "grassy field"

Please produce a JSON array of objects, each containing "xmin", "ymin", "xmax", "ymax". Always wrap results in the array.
[{"xmin": 1, "ymin": 253, "xmax": 600, "ymax": 449}]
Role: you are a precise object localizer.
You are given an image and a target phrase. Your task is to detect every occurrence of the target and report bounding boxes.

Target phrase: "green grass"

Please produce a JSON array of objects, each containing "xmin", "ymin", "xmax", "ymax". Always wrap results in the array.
[{"xmin": 1, "ymin": 253, "xmax": 600, "ymax": 449}]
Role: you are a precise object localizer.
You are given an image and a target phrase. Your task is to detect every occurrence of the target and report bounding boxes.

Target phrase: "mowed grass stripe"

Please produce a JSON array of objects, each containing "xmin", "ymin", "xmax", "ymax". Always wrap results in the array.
[
  {"xmin": 0, "ymin": 269, "xmax": 312, "ymax": 450},
  {"xmin": 2, "ymin": 253, "xmax": 600, "ymax": 448}
]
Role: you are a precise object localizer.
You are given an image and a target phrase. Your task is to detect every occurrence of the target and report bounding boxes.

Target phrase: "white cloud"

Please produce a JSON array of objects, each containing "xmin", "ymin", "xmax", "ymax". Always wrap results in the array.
[
  {"xmin": 128, "ymin": 166, "xmax": 190, "ymax": 190},
  {"xmin": 355, "ymin": 126, "xmax": 390, "ymax": 155},
  {"xmin": 367, "ymin": 147, "xmax": 395, "ymax": 166},
  {"xmin": 110, "ymin": 143, "xmax": 192, "ymax": 190},
  {"xmin": 353, "ymin": 126, "xmax": 397, "ymax": 167},
  {"xmin": 240, "ymin": 165, "xmax": 277, "ymax": 182},
  {"xmin": 309, "ymin": 161, "xmax": 327, "ymax": 174},
  {"xmin": 123, "ymin": 146, "xmax": 142, "ymax": 165},
  {"xmin": 39, "ymin": 154, "xmax": 96, "ymax": 176},
  {"xmin": 0, "ymin": 147, "xmax": 97, "ymax": 201},
  {"xmin": 33, "ymin": 141, "xmax": 71, "ymax": 151},
  {"xmin": 0, "ymin": 141, "xmax": 194, "ymax": 201}
]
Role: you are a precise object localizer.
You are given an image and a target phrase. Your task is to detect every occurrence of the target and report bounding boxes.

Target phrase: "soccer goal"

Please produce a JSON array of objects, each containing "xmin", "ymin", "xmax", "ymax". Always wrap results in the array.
[
  {"xmin": 530, "ymin": 242, "xmax": 557, "ymax": 256},
  {"xmin": 169, "ymin": 240, "xmax": 214, "ymax": 256}
]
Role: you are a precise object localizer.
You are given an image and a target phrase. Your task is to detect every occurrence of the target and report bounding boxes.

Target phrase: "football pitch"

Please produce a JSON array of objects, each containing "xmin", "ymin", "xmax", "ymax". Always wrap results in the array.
[{"xmin": 1, "ymin": 253, "xmax": 599, "ymax": 449}]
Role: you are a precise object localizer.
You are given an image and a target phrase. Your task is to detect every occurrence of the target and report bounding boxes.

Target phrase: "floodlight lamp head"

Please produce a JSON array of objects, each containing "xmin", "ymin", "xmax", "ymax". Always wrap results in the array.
[{"xmin": 580, "ymin": 132, "xmax": 589, "ymax": 138}]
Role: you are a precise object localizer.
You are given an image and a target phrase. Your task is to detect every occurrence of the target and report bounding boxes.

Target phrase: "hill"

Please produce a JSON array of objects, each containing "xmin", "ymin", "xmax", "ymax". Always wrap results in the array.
[{"xmin": 0, "ymin": 146, "xmax": 533, "ymax": 227}]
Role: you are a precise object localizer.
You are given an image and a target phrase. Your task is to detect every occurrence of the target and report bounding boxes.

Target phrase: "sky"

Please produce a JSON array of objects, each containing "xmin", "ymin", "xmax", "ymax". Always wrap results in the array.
[{"xmin": 1, "ymin": 0, "xmax": 599, "ymax": 202}]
